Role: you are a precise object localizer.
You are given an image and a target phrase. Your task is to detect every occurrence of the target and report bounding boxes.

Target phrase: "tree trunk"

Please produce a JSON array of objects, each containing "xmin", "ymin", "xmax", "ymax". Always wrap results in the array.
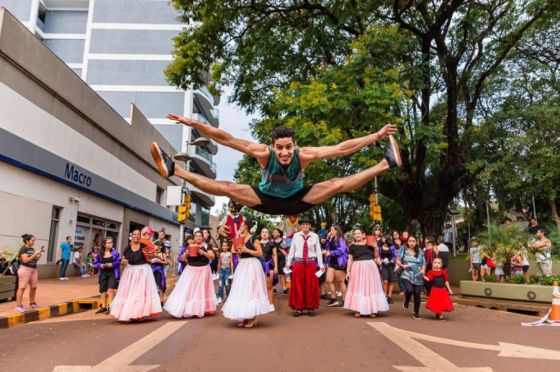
[{"xmin": 549, "ymin": 197, "xmax": 560, "ymax": 231}]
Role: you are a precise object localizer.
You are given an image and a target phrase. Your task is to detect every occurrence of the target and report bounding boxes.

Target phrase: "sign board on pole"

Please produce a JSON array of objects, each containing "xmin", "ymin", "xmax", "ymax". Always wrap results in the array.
[{"xmin": 166, "ymin": 186, "xmax": 182, "ymax": 206}]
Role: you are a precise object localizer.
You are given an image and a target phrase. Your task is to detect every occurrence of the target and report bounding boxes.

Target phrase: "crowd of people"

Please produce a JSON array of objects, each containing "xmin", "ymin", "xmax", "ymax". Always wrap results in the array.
[
  {"xmin": 468, "ymin": 218, "xmax": 554, "ymax": 282},
  {"xmin": 13, "ymin": 214, "xmax": 456, "ymax": 322}
]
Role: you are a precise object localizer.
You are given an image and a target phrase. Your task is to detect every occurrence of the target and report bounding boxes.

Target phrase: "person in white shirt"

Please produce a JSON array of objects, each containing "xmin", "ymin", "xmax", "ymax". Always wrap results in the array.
[
  {"xmin": 436, "ymin": 236, "xmax": 450, "ymax": 269},
  {"xmin": 285, "ymin": 216, "xmax": 325, "ymax": 317},
  {"xmin": 72, "ymin": 247, "xmax": 88, "ymax": 278}
]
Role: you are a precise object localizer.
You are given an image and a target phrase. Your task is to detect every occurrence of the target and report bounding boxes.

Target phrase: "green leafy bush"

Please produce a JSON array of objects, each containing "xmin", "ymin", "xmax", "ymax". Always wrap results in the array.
[
  {"xmin": 478, "ymin": 223, "xmax": 531, "ymax": 271},
  {"xmin": 531, "ymin": 275, "xmax": 560, "ymax": 286},
  {"xmin": 506, "ymin": 275, "xmax": 527, "ymax": 284}
]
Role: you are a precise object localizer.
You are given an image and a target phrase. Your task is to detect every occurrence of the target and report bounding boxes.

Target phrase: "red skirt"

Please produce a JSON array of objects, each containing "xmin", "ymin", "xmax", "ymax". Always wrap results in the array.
[
  {"xmin": 289, "ymin": 261, "xmax": 320, "ymax": 311},
  {"xmin": 426, "ymin": 287, "xmax": 454, "ymax": 314}
]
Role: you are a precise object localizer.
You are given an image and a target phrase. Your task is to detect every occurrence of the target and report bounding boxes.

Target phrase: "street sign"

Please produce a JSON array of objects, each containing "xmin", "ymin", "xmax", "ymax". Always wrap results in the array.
[{"xmin": 166, "ymin": 186, "xmax": 182, "ymax": 206}]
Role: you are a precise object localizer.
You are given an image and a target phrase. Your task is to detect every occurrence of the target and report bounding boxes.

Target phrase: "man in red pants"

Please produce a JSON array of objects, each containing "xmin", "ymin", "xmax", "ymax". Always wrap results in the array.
[{"xmin": 285, "ymin": 216, "xmax": 324, "ymax": 317}]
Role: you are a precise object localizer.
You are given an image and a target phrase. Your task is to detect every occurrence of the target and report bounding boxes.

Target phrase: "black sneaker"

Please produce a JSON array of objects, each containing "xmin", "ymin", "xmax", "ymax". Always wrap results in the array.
[
  {"xmin": 307, "ymin": 310, "xmax": 316, "ymax": 317},
  {"xmin": 95, "ymin": 307, "xmax": 107, "ymax": 315},
  {"xmin": 384, "ymin": 135, "xmax": 402, "ymax": 168},
  {"xmin": 402, "ymin": 300, "xmax": 409, "ymax": 310},
  {"xmin": 292, "ymin": 310, "xmax": 302, "ymax": 317},
  {"xmin": 150, "ymin": 142, "xmax": 175, "ymax": 178},
  {"xmin": 283, "ymin": 289, "xmax": 288, "ymax": 296},
  {"xmin": 273, "ymin": 288, "xmax": 277, "ymax": 294},
  {"xmin": 387, "ymin": 296, "xmax": 394, "ymax": 304},
  {"xmin": 320, "ymin": 294, "xmax": 330, "ymax": 300},
  {"xmin": 413, "ymin": 313, "xmax": 421, "ymax": 320},
  {"xmin": 325, "ymin": 299, "xmax": 339, "ymax": 307}
]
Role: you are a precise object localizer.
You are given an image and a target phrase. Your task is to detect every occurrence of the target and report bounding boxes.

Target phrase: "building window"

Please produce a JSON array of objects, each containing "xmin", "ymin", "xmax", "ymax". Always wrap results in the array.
[
  {"xmin": 75, "ymin": 213, "xmax": 120, "ymax": 254},
  {"xmin": 156, "ymin": 187, "xmax": 163, "ymax": 205},
  {"xmin": 47, "ymin": 207, "xmax": 61, "ymax": 262},
  {"xmin": 202, "ymin": 207, "xmax": 210, "ymax": 227}
]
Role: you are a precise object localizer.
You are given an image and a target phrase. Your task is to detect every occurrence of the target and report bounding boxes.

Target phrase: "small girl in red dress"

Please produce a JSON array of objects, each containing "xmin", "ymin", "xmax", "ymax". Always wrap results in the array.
[{"xmin": 424, "ymin": 257, "xmax": 454, "ymax": 320}]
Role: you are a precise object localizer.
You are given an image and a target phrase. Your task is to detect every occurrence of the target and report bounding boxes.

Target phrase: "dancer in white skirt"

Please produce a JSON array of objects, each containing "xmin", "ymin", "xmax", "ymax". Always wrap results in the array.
[
  {"xmin": 110, "ymin": 229, "xmax": 162, "ymax": 322},
  {"xmin": 222, "ymin": 219, "xmax": 273, "ymax": 328},
  {"xmin": 164, "ymin": 230, "xmax": 217, "ymax": 318},
  {"xmin": 344, "ymin": 227, "xmax": 389, "ymax": 318}
]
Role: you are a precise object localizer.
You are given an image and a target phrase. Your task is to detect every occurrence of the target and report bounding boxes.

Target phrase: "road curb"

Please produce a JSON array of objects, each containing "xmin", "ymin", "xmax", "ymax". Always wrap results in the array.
[
  {"xmin": 0, "ymin": 275, "xmax": 180, "ymax": 329},
  {"xmin": 454, "ymin": 295, "xmax": 549, "ymax": 316},
  {"xmin": 0, "ymin": 298, "xmax": 102, "ymax": 329}
]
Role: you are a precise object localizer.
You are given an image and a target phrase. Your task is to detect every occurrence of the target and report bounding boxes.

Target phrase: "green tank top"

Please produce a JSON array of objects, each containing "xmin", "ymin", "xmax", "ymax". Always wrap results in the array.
[{"xmin": 258, "ymin": 146, "xmax": 305, "ymax": 198}]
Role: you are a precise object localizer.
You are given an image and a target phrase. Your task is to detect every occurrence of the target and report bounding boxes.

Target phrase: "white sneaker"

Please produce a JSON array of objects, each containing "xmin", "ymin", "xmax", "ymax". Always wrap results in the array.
[
  {"xmin": 81, "ymin": 274, "xmax": 87, "ymax": 278},
  {"xmin": 64, "ymin": 277, "xmax": 70, "ymax": 280},
  {"xmin": 336, "ymin": 291, "xmax": 342, "ymax": 297},
  {"xmin": 59, "ymin": 277, "xmax": 65, "ymax": 281},
  {"xmin": 217, "ymin": 297, "xmax": 222, "ymax": 304}
]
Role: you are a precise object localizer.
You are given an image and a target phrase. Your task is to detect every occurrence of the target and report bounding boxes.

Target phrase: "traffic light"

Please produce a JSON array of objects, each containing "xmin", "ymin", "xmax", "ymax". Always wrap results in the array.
[
  {"xmin": 177, "ymin": 193, "xmax": 191, "ymax": 223},
  {"xmin": 369, "ymin": 194, "xmax": 382, "ymax": 222}
]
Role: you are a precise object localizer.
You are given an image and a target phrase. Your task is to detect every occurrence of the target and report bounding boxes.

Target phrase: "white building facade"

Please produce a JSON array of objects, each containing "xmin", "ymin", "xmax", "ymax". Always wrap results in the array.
[
  {"xmin": 0, "ymin": 8, "xmax": 188, "ymax": 277},
  {"xmin": 0, "ymin": 0, "xmax": 217, "ymax": 226}
]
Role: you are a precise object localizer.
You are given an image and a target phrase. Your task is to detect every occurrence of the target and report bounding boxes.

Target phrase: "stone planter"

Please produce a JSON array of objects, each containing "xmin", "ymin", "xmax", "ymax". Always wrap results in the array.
[
  {"xmin": 460, "ymin": 280, "xmax": 553, "ymax": 303},
  {"xmin": 0, "ymin": 275, "xmax": 17, "ymax": 301}
]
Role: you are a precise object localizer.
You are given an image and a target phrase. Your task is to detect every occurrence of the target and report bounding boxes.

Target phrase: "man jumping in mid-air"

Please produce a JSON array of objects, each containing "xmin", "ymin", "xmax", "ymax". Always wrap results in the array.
[{"xmin": 150, "ymin": 114, "xmax": 402, "ymax": 216}]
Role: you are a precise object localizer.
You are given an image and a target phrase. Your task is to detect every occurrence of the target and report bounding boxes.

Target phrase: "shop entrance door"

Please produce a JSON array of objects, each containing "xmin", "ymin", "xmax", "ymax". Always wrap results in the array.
[{"xmin": 75, "ymin": 214, "xmax": 120, "ymax": 256}]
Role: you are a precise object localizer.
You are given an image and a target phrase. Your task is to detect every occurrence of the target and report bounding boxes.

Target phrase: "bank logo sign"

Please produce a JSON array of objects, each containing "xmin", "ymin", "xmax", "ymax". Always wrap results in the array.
[{"xmin": 64, "ymin": 163, "xmax": 92, "ymax": 187}]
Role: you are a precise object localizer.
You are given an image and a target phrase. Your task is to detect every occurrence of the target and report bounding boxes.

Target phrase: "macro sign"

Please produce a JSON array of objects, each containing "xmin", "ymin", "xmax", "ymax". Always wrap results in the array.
[
  {"xmin": 0, "ymin": 127, "xmax": 177, "ymax": 224},
  {"xmin": 64, "ymin": 162, "xmax": 92, "ymax": 187}
]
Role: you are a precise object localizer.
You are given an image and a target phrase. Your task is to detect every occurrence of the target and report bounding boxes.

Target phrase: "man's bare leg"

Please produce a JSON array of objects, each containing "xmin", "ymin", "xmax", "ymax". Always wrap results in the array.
[
  {"xmin": 302, "ymin": 160, "xmax": 390, "ymax": 205},
  {"xmin": 151, "ymin": 142, "xmax": 261, "ymax": 207},
  {"xmin": 173, "ymin": 165, "xmax": 261, "ymax": 207}
]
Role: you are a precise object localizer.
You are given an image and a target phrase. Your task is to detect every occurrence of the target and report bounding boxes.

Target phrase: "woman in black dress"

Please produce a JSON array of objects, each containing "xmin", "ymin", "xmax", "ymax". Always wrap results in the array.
[
  {"xmin": 109, "ymin": 229, "xmax": 162, "ymax": 322},
  {"xmin": 93, "ymin": 237, "xmax": 122, "ymax": 314},
  {"xmin": 259, "ymin": 228, "xmax": 278, "ymax": 305},
  {"xmin": 272, "ymin": 229, "xmax": 289, "ymax": 295}
]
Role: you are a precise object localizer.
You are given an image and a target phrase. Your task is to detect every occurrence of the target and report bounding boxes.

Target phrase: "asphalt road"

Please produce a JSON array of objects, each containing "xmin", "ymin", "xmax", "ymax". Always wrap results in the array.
[{"xmin": 1, "ymin": 293, "xmax": 559, "ymax": 372}]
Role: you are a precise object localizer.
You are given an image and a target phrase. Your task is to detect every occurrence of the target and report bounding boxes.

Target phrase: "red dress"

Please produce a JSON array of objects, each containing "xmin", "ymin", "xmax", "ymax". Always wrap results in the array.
[{"xmin": 425, "ymin": 270, "xmax": 454, "ymax": 314}]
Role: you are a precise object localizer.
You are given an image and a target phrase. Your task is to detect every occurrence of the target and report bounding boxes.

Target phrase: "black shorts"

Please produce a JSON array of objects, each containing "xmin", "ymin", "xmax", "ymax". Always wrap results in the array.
[
  {"xmin": 522, "ymin": 265, "xmax": 530, "ymax": 273},
  {"xmin": 250, "ymin": 185, "xmax": 316, "ymax": 215},
  {"xmin": 328, "ymin": 259, "xmax": 346, "ymax": 271},
  {"xmin": 99, "ymin": 270, "xmax": 117, "ymax": 293}
]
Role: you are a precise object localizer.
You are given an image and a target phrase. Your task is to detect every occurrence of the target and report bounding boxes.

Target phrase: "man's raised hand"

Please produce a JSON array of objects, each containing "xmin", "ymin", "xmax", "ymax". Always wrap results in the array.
[
  {"xmin": 167, "ymin": 114, "xmax": 201, "ymax": 127},
  {"xmin": 376, "ymin": 124, "xmax": 398, "ymax": 141}
]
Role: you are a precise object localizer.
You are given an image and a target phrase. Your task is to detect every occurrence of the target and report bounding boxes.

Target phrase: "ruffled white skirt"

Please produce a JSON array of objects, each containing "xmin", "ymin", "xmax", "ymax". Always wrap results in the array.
[
  {"xmin": 222, "ymin": 257, "xmax": 274, "ymax": 321},
  {"xmin": 344, "ymin": 260, "xmax": 390, "ymax": 315},
  {"xmin": 164, "ymin": 264, "xmax": 217, "ymax": 318},
  {"xmin": 110, "ymin": 264, "xmax": 162, "ymax": 321}
]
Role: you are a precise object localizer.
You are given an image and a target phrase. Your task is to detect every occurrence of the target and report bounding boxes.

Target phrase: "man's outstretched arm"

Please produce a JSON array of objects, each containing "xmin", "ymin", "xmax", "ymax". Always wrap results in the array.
[
  {"xmin": 168, "ymin": 114, "xmax": 269, "ymax": 166},
  {"xmin": 299, "ymin": 124, "xmax": 397, "ymax": 167}
]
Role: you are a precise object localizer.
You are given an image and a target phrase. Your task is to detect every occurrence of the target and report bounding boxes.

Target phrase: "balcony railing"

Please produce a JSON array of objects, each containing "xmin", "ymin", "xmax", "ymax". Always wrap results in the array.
[{"xmin": 193, "ymin": 146, "xmax": 217, "ymax": 173}]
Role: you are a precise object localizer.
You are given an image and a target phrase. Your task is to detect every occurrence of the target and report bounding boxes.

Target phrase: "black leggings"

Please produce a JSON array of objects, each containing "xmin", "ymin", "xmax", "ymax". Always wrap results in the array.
[{"xmin": 402, "ymin": 280, "xmax": 422, "ymax": 314}]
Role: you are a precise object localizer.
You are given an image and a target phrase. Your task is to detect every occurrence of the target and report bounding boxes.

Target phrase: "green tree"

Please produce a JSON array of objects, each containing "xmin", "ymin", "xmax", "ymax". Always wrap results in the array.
[
  {"xmin": 472, "ymin": 12, "xmax": 560, "ymax": 231},
  {"xmin": 167, "ymin": 1, "xmax": 558, "ymax": 235}
]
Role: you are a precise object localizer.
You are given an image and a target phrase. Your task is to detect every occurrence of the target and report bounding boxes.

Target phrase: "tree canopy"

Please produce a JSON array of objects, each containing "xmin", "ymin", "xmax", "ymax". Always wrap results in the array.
[{"xmin": 167, "ymin": 0, "xmax": 559, "ymax": 234}]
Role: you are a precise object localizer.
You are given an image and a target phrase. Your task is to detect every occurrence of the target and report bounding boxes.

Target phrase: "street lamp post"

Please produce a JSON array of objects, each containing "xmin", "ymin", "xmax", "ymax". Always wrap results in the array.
[{"xmin": 173, "ymin": 136, "xmax": 212, "ymax": 230}]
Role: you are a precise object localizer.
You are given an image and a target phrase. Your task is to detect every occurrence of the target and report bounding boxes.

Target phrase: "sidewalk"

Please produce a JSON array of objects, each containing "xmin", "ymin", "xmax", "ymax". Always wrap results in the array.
[
  {"xmin": 0, "ymin": 273, "xmax": 179, "ymax": 328},
  {"xmin": 0, "ymin": 276, "xmax": 99, "ymax": 318}
]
